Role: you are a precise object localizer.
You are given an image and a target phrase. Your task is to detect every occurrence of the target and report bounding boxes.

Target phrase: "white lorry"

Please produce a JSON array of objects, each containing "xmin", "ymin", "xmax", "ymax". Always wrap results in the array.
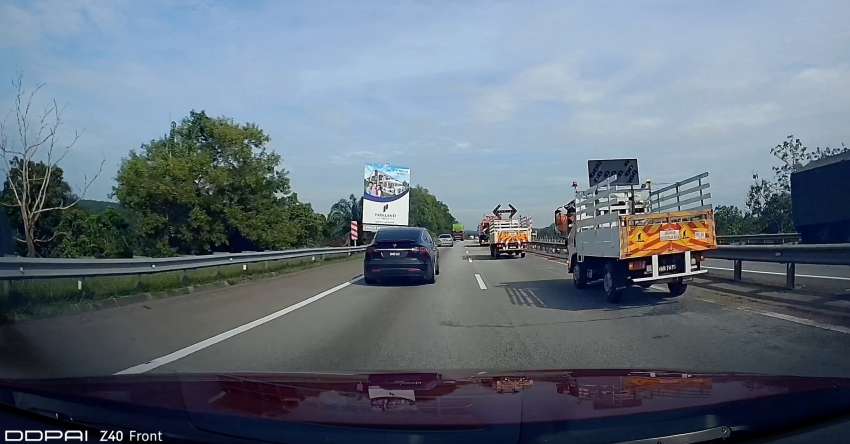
[{"xmin": 554, "ymin": 172, "xmax": 717, "ymax": 302}]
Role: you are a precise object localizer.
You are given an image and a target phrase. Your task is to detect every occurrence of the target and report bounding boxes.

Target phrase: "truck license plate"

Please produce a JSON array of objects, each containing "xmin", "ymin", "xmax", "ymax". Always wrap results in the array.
[
  {"xmin": 660, "ymin": 230, "xmax": 681, "ymax": 241},
  {"xmin": 658, "ymin": 265, "xmax": 677, "ymax": 272}
]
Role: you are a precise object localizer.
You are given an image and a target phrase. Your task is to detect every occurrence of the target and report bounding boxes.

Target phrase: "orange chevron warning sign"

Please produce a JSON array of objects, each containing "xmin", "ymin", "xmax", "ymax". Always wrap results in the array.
[{"xmin": 622, "ymin": 209, "xmax": 717, "ymax": 259}]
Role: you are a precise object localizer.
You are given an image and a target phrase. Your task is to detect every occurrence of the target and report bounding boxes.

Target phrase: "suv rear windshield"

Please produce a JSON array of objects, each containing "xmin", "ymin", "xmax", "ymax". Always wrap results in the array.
[{"xmin": 374, "ymin": 229, "xmax": 422, "ymax": 242}]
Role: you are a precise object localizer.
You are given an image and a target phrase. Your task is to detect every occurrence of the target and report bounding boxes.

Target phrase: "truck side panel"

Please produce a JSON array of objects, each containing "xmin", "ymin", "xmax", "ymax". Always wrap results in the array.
[
  {"xmin": 621, "ymin": 210, "xmax": 716, "ymax": 259},
  {"xmin": 575, "ymin": 227, "xmax": 622, "ymax": 258}
]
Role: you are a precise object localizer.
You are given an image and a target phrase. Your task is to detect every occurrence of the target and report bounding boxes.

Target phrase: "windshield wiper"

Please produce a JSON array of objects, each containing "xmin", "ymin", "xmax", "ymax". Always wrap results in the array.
[{"xmin": 619, "ymin": 426, "xmax": 739, "ymax": 444}]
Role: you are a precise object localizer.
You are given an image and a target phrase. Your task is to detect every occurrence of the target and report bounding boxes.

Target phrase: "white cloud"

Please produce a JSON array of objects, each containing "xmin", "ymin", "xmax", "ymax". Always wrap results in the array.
[
  {"xmin": 0, "ymin": 0, "xmax": 124, "ymax": 49},
  {"xmin": 684, "ymin": 103, "xmax": 782, "ymax": 136},
  {"xmin": 329, "ymin": 150, "xmax": 381, "ymax": 165},
  {"xmin": 472, "ymin": 60, "xmax": 609, "ymax": 123}
]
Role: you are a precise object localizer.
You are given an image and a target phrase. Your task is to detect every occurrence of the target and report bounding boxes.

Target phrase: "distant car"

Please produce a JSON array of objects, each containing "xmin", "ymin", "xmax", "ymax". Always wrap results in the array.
[
  {"xmin": 437, "ymin": 234, "xmax": 454, "ymax": 247},
  {"xmin": 364, "ymin": 227, "xmax": 440, "ymax": 285}
]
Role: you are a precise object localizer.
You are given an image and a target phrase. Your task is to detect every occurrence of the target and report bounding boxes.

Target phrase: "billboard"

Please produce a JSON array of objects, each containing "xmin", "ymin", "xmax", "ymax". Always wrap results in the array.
[
  {"xmin": 587, "ymin": 159, "xmax": 639, "ymax": 186},
  {"xmin": 363, "ymin": 163, "xmax": 410, "ymax": 229}
]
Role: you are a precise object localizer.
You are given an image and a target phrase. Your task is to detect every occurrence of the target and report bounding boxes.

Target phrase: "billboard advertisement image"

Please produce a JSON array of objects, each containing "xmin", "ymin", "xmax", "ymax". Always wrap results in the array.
[{"xmin": 363, "ymin": 163, "xmax": 410, "ymax": 229}]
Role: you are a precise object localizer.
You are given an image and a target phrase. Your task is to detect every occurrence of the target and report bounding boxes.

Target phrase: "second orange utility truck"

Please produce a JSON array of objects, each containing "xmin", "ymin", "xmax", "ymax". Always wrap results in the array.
[
  {"xmin": 554, "ymin": 159, "xmax": 717, "ymax": 301},
  {"xmin": 488, "ymin": 204, "xmax": 532, "ymax": 258}
]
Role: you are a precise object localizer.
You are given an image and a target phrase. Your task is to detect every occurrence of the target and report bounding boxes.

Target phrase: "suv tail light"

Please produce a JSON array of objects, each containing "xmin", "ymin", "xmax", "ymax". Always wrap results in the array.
[
  {"xmin": 366, "ymin": 246, "xmax": 377, "ymax": 258},
  {"xmin": 417, "ymin": 246, "xmax": 430, "ymax": 258}
]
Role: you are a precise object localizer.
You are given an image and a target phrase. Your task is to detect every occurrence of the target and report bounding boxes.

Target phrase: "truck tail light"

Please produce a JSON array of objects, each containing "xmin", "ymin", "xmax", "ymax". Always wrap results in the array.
[{"xmin": 629, "ymin": 260, "xmax": 647, "ymax": 271}]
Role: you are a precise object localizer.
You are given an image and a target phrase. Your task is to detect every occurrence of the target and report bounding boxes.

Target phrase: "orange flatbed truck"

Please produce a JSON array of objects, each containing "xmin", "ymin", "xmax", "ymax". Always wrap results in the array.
[
  {"xmin": 488, "ymin": 218, "xmax": 532, "ymax": 258},
  {"xmin": 554, "ymin": 172, "xmax": 717, "ymax": 302}
]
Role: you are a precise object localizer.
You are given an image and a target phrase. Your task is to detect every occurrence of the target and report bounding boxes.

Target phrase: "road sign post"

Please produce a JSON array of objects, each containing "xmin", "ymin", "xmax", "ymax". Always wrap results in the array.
[{"xmin": 351, "ymin": 221, "xmax": 359, "ymax": 246}]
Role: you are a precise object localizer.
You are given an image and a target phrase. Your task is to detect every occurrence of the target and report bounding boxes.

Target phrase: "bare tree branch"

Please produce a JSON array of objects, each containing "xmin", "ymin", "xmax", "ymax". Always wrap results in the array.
[
  {"xmin": 1, "ymin": 74, "xmax": 97, "ymax": 256},
  {"xmin": 33, "ymin": 157, "xmax": 104, "ymax": 215},
  {"xmin": 34, "ymin": 231, "xmax": 61, "ymax": 244}
]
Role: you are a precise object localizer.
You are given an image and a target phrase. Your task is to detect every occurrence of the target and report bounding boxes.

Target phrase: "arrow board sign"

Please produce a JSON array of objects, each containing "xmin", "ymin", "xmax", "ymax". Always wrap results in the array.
[
  {"xmin": 587, "ymin": 159, "xmax": 639, "ymax": 186},
  {"xmin": 492, "ymin": 204, "xmax": 518, "ymax": 219}
]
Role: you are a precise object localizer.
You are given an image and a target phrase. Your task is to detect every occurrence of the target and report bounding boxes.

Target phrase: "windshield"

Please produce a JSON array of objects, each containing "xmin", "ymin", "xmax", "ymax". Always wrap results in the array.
[
  {"xmin": 2, "ymin": 0, "xmax": 850, "ymax": 439},
  {"xmin": 374, "ymin": 229, "xmax": 422, "ymax": 242}
]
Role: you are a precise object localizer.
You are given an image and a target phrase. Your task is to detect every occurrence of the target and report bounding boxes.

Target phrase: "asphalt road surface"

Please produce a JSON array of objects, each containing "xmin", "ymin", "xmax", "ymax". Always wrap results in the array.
[{"xmin": 3, "ymin": 241, "xmax": 850, "ymax": 379}]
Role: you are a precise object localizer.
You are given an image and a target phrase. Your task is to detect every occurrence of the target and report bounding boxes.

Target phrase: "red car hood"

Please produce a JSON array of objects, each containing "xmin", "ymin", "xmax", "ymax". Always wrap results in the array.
[{"xmin": 2, "ymin": 369, "xmax": 850, "ymax": 442}]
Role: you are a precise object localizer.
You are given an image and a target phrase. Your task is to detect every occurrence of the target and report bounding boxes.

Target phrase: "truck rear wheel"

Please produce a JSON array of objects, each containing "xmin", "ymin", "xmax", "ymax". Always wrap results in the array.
[
  {"xmin": 667, "ymin": 280, "xmax": 687, "ymax": 297},
  {"xmin": 520, "ymin": 252, "xmax": 526, "ymax": 258},
  {"xmin": 573, "ymin": 262, "xmax": 588, "ymax": 289},
  {"xmin": 603, "ymin": 262, "xmax": 624, "ymax": 303},
  {"xmin": 490, "ymin": 246, "xmax": 496, "ymax": 258}
]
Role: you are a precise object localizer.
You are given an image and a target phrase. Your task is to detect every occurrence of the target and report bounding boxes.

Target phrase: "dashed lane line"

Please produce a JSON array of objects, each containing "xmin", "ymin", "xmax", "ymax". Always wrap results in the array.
[
  {"xmin": 739, "ymin": 307, "xmax": 850, "ymax": 335},
  {"xmin": 474, "ymin": 273, "xmax": 487, "ymax": 290}
]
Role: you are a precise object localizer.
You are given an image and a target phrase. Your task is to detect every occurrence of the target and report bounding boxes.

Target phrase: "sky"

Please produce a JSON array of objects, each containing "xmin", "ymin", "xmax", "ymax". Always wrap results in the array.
[{"xmin": 1, "ymin": 0, "xmax": 849, "ymax": 228}]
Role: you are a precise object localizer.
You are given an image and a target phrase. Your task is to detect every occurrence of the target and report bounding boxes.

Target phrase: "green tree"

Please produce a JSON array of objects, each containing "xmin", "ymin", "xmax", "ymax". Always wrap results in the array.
[
  {"xmin": 1, "ymin": 159, "xmax": 76, "ymax": 256},
  {"xmin": 409, "ymin": 186, "xmax": 457, "ymax": 235},
  {"xmin": 52, "ymin": 208, "xmax": 135, "ymax": 258},
  {"xmin": 326, "ymin": 193, "xmax": 362, "ymax": 243},
  {"xmin": 114, "ymin": 110, "xmax": 319, "ymax": 255},
  {"xmin": 714, "ymin": 204, "xmax": 758, "ymax": 235},
  {"xmin": 282, "ymin": 193, "xmax": 327, "ymax": 247}
]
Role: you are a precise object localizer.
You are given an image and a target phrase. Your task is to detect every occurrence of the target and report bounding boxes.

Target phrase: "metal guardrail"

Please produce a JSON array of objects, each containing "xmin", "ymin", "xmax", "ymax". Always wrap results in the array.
[
  {"xmin": 716, "ymin": 233, "xmax": 801, "ymax": 245},
  {"xmin": 0, "ymin": 246, "xmax": 367, "ymax": 280},
  {"xmin": 526, "ymin": 239, "xmax": 850, "ymax": 289},
  {"xmin": 708, "ymin": 243, "xmax": 850, "ymax": 288}
]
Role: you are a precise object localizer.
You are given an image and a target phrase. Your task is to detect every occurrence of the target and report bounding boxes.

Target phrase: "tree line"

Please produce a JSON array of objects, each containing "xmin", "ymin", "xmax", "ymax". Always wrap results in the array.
[{"xmin": 0, "ymin": 80, "xmax": 457, "ymax": 257}]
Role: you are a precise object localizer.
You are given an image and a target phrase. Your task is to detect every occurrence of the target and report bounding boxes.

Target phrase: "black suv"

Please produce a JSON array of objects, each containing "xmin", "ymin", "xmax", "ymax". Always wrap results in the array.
[{"xmin": 364, "ymin": 227, "xmax": 440, "ymax": 284}]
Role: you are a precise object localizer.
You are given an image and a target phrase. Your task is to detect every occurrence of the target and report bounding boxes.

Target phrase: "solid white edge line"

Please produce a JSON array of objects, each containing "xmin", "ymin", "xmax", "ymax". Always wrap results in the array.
[
  {"xmin": 474, "ymin": 273, "xmax": 487, "ymax": 290},
  {"xmin": 468, "ymin": 257, "xmax": 472, "ymax": 263},
  {"xmin": 114, "ymin": 278, "xmax": 359, "ymax": 375},
  {"xmin": 739, "ymin": 308, "xmax": 850, "ymax": 334},
  {"xmin": 703, "ymin": 266, "xmax": 850, "ymax": 282}
]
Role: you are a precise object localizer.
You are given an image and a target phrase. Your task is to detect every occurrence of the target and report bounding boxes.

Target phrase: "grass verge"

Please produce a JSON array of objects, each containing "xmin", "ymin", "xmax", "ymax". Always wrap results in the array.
[{"xmin": 0, "ymin": 253, "xmax": 361, "ymax": 323}]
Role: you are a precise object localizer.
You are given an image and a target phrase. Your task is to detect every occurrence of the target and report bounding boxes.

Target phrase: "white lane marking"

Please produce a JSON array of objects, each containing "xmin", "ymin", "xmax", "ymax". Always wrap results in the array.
[
  {"xmin": 474, "ymin": 273, "xmax": 487, "ymax": 290},
  {"xmin": 468, "ymin": 257, "xmax": 472, "ymax": 263},
  {"xmin": 208, "ymin": 390, "xmax": 227, "ymax": 403},
  {"xmin": 697, "ymin": 298, "xmax": 717, "ymax": 304},
  {"xmin": 704, "ymin": 266, "xmax": 850, "ymax": 282},
  {"xmin": 115, "ymin": 279, "xmax": 358, "ymax": 375},
  {"xmin": 739, "ymin": 308, "xmax": 850, "ymax": 334},
  {"xmin": 650, "ymin": 285, "xmax": 666, "ymax": 291}
]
